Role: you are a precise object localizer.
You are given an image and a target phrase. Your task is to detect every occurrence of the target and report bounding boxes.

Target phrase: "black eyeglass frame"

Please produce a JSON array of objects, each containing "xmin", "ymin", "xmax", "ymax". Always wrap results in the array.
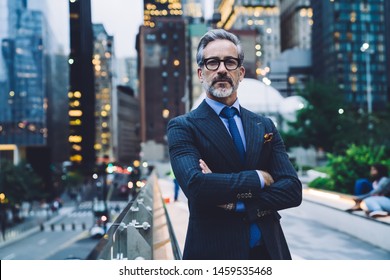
[{"xmin": 202, "ymin": 57, "xmax": 241, "ymax": 71}]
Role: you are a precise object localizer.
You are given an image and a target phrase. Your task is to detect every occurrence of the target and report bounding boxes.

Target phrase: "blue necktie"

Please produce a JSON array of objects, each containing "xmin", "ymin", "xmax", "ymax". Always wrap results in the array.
[
  {"xmin": 220, "ymin": 106, "xmax": 245, "ymax": 164},
  {"xmin": 220, "ymin": 106, "xmax": 261, "ymax": 248}
]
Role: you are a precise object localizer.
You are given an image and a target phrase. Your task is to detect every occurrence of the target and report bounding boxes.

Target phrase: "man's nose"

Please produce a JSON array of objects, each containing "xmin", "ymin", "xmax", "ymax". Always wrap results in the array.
[{"xmin": 216, "ymin": 62, "xmax": 228, "ymax": 73}]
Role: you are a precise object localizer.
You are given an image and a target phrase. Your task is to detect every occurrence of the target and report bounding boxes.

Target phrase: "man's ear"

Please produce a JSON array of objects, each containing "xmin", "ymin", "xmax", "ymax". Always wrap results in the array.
[
  {"xmin": 197, "ymin": 68, "xmax": 203, "ymax": 81},
  {"xmin": 239, "ymin": 66, "xmax": 245, "ymax": 81}
]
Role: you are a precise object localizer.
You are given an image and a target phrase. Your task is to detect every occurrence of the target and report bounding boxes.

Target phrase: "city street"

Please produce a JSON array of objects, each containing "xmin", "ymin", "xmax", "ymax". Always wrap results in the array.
[
  {"xmin": 0, "ymin": 199, "xmax": 128, "ymax": 260},
  {"xmin": 0, "ymin": 203, "xmax": 96, "ymax": 260}
]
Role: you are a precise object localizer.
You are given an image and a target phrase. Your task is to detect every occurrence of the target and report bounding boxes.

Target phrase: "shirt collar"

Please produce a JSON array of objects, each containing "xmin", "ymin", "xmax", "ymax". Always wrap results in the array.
[{"xmin": 205, "ymin": 96, "xmax": 241, "ymax": 116}]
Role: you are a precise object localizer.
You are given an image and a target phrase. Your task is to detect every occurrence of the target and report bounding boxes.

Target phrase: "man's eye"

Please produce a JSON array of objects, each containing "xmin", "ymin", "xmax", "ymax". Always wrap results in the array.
[
  {"xmin": 226, "ymin": 59, "xmax": 237, "ymax": 66},
  {"xmin": 207, "ymin": 60, "xmax": 219, "ymax": 66}
]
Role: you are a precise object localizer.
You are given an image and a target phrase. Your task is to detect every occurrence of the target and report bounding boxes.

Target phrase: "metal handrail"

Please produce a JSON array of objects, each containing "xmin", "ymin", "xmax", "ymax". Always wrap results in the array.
[
  {"xmin": 162, "ymin": 197, "xmax": 182, "ymax": 260},
  {"xmin": 86, "ymin": 168, "xmax": 182, "ymax": 260}
]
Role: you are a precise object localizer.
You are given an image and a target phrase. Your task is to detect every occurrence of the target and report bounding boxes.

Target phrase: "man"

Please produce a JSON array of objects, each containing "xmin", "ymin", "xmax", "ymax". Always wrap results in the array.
[{"xmin": 167, "ymin": 29, "xmax": 302, "ymax": 260}]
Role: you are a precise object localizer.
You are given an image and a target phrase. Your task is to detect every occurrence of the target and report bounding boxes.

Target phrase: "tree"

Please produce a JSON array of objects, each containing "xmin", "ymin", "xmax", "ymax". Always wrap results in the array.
[
  {"xmin": 282, "ymin": 80, "xmax": 350, "ymax": 152},
  {"xmin": 309, "ymin": 144, "xmax": 390, "ymax": 194},
  {"xmin": 281, "ymin": 80, "xmax": 390, "ymax": 155},
  {"xmin": 0, "ymin": 159, "xmax": 44, "ymax": 204}
]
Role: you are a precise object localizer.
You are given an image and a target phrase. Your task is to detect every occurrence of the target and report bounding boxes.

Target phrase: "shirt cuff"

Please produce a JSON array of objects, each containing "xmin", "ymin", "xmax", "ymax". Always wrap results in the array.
[{"xmin": 256, "ymin": 170, "xmax": 265, "ymax": 188}]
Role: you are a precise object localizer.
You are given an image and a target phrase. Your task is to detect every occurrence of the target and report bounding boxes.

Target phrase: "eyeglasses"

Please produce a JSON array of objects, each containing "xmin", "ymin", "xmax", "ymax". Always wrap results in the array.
[{"xmin": 203, "ymin": 57, "xmax": 241, "ymax": 71}]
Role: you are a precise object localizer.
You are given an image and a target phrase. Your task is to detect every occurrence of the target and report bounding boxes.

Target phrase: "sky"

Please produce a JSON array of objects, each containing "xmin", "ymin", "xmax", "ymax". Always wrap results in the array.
[
  {"xmin": 91, "ymin": 0, "xmax": 143, "ymax": 57},
  {"xmin": 47, "ymin": 0, "xmax": 143, "ymax": 58},
  {"xmin": 47, "ymin": 0, "xmax": 213, "ymax": 58}
]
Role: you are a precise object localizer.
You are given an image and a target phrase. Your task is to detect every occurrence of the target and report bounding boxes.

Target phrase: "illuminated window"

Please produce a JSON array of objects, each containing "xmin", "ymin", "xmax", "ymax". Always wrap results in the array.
[
  {"xmin": 72, "ymin": 144, "xmax": 82, "ymax": 151},
  {"xmin": 162, "ymin": 109, "xmax": 170, "ymax": 119},
  {"xmin": 69, "ymin": 135, "xmax": 82, "ymax": 143},
  {"xmin": 70, "ymin": 119, "xmax": 82, "ymax": 126},
  {"xmin": 288, "ymin": 76, "xmax": 296, "ymax": 84},
  {"xmin": 69, "ymin": 110, "xmax": 83, "ymax": 117},
  {"xmin": 70, "ymin": 154, "xmax": 82, "ymax": 162}
]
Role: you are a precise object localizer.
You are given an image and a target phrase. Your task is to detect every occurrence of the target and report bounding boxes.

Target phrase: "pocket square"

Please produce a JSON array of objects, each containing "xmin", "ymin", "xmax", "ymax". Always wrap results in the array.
[{"xmin": 263, "ymin": 133, "xmax": 273, "ymax": 143}]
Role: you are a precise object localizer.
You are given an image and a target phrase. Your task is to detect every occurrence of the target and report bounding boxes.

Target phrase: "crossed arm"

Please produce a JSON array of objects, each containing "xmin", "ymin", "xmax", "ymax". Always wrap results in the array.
[
  {"xmin": 199, "ymin": 159, "xmax": 274, "ymax": 186},
  {"xmin": 199, "ymin": 159, "xmax": 274, "ymax": 210}
]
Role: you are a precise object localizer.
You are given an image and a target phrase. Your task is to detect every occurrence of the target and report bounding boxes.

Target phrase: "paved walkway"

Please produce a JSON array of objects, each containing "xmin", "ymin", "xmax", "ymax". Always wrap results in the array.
[{"xmin": 157, "ymin": 175, "xmax": 390, "ymax": 260}]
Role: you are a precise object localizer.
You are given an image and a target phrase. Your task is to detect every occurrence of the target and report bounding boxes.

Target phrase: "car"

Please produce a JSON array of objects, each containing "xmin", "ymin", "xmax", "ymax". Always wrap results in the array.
[
  {"xmin": 89, "ymin": 221, "xmax": 113, "ymax": 238},
  {"xmin": 89, "ymin": 224, "xmax": 105, "ymax": 238}
]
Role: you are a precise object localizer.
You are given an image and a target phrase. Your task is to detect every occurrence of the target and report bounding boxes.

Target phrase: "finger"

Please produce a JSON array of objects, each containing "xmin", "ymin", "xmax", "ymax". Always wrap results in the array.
[
  {"xmin": 200, "ymin": 163, "xmax": 209, "ymax": 173},
  {"xmin": 199, "ymin": 159, "xmax": 212, "ymax": 173}
]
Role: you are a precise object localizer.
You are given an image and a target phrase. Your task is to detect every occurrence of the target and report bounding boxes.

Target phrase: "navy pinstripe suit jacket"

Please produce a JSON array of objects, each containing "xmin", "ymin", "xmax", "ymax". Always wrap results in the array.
[{"xmin": 167, "ymin": 100, "xmax": 302, "ymax": 260}]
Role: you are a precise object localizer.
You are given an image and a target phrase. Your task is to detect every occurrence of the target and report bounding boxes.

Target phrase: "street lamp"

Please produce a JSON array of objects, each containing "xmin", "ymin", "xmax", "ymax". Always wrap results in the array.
[{"xmin": 360, "ymin": 42, "xmax": 373, "ymax": 115}]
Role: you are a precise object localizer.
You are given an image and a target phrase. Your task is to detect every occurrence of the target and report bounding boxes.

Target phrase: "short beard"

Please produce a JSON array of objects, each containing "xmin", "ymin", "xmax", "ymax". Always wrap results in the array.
[
  {"xmin": 202, "ymin": 79, "xmax": 239, "ymax": 98},
  {"xmin": 203, "ymin": 83, "xmax": 233, "ymax": 98}
]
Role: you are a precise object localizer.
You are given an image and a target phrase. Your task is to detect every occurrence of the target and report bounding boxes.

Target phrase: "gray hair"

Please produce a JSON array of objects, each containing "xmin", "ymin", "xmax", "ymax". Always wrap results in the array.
[{"xmin": 196, "ymin": 29, "xmax": 244, "ymax": 67}]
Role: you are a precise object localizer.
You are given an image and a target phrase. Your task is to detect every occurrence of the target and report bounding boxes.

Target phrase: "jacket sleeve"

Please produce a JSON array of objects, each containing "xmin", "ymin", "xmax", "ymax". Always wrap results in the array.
[{"xmin": 244, "ymin": 120, "xmax": 302, "ymax": 221}]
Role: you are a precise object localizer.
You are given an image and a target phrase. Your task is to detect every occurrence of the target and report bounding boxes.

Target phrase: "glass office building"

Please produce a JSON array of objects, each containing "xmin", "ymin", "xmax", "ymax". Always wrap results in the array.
[
  {"xmin": 311, "ymin": 0, "xmax": 388, "ymax": 111},
  {"xmin": 0, "ymin": 0, "xmax": 47, "ymax": 145}
]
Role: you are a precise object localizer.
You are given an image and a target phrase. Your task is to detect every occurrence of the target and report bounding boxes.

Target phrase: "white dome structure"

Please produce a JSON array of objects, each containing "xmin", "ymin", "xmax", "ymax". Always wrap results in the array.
[
  {"xmin": 278, "ymin": 95, "xmax": 307, "ymax": 122},
  {"xmin": 192, "ymin": 78, "xmax": 284, "ymax": 115}
]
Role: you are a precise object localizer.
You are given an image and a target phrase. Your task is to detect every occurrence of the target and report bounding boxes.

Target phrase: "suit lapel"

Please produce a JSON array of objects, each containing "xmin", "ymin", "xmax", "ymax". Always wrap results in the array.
[
  {"xmin": 240, "ymin": 107, "xmax": 265, "ymax": 168},
  {"xmin": 190, "ymin": 101, "xmax": 242, "ymax": 165}
]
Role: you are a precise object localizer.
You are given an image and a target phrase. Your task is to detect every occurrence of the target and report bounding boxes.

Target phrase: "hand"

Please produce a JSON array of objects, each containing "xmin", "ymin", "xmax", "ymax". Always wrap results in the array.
[
  {"xmin": 199, "ymin": 159, "xmax": 212, "ymax": 174},
  {"xmin": 259, "ymin": 170, "xmax": 274, "ymax": 187}
]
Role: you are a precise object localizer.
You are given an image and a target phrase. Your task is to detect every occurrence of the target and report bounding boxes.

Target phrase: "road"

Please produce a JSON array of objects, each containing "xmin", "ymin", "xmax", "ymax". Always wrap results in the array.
[
  {"xmin": 0, "ymin": 202, "xmax": 95, "ymax": 260},
  {"xmin": 0, "ymin": 200, "xmax": 128, "ymax": 260}
]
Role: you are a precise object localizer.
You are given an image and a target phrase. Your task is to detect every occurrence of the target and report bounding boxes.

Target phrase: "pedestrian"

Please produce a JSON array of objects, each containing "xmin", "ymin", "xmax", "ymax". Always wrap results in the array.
[
  {"xmin": 173, "ymin": 178, "xmax": 180, "ymax": 202},
  {"xmin": 0, "ymin": 206, "xmax": 7, "ymax": 241},
  {"xmin": 361, "ymin": 180, "xmax": 390, "ymax": 218},
  {"xmin": 352, "ymin": 163, "xmax": 388, "ymax": 196},
  {"xmin": 347, "ymin": 163, "xmax": 389, "ymax": 217},
  {"xmin": 168, "ymin": 168, "xmax": 181, "ymax": 202},
  {"xmin": 167, "ymin": 29, "xmax": 302, "ymax": 260}
]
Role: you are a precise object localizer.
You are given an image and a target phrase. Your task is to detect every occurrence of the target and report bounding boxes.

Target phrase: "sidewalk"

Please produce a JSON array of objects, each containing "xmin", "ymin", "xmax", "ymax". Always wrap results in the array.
[
  {"xmin": 300, "ymin": 187, "xmax": 390, "ymax": 251},
  {"xmin": 157, "ymin": 176, "xmax": 390, "ymax": 259}
]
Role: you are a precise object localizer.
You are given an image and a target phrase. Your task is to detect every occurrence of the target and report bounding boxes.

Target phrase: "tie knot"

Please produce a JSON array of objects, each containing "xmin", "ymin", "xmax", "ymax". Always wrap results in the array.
[{"xmin": 220, "ymin": 106, "xmax": 238, "ymax": 119}]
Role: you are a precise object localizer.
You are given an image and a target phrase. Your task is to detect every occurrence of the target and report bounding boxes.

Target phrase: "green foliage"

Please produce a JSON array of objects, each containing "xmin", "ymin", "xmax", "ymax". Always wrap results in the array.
[
  {"xmin": 324, "ymin": 144, "xmax": 389, "ymax": 194},
  {"xmin": 308, "ymin": 177, "xmax": 335, "ymax": 191},
  {"xmin": 0, "ymin": 159, "xmax": 44, "ymax": 204},
  {"xmin": 282, "ymin": 80, "xmax": 390, "ymax": 155},
  {"xmin": 282, "ymin": 80, "xmax": 349, "ymax": 152},
  {"xmin": 63, "ymin": 170, "xmax": 84, "ymax": 189}
]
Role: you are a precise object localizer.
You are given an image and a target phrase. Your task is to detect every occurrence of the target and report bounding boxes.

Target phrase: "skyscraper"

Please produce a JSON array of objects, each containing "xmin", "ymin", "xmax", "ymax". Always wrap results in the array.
[
  {"xmin": 0, "ymin": 0, "xmax": 65, "ymax": 192},
  {"xmin": 92, "ymin": 23, "xmax": 114, "ymax": 164},
  {"xmin": 311, "ymin": 0, "xmax": 388, "ymax": 111},
  {"xmin": 385, "ymin": 0, "xmax": 390, "ymax": 103},
  {"xmin": 144, "ymin": 0, "xmax": 184, "ymax": 27},
  {"xmin": 280, "ymin": 0, "xmax": 312, "ymax": 51},
  {"xmin": 214, "ymin": 0, "xmax": 281, "ymax": 79},
  {"xmin": 68, "ymin": 0, "xmax": 96, "ymax": 173},
  {"xmin": 138, "ymin": 1, "xmax": 187, "ymax": 161},
  {"xmin": 0, "ymin": 1, "xmax": 47, "ymax": 146}
]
